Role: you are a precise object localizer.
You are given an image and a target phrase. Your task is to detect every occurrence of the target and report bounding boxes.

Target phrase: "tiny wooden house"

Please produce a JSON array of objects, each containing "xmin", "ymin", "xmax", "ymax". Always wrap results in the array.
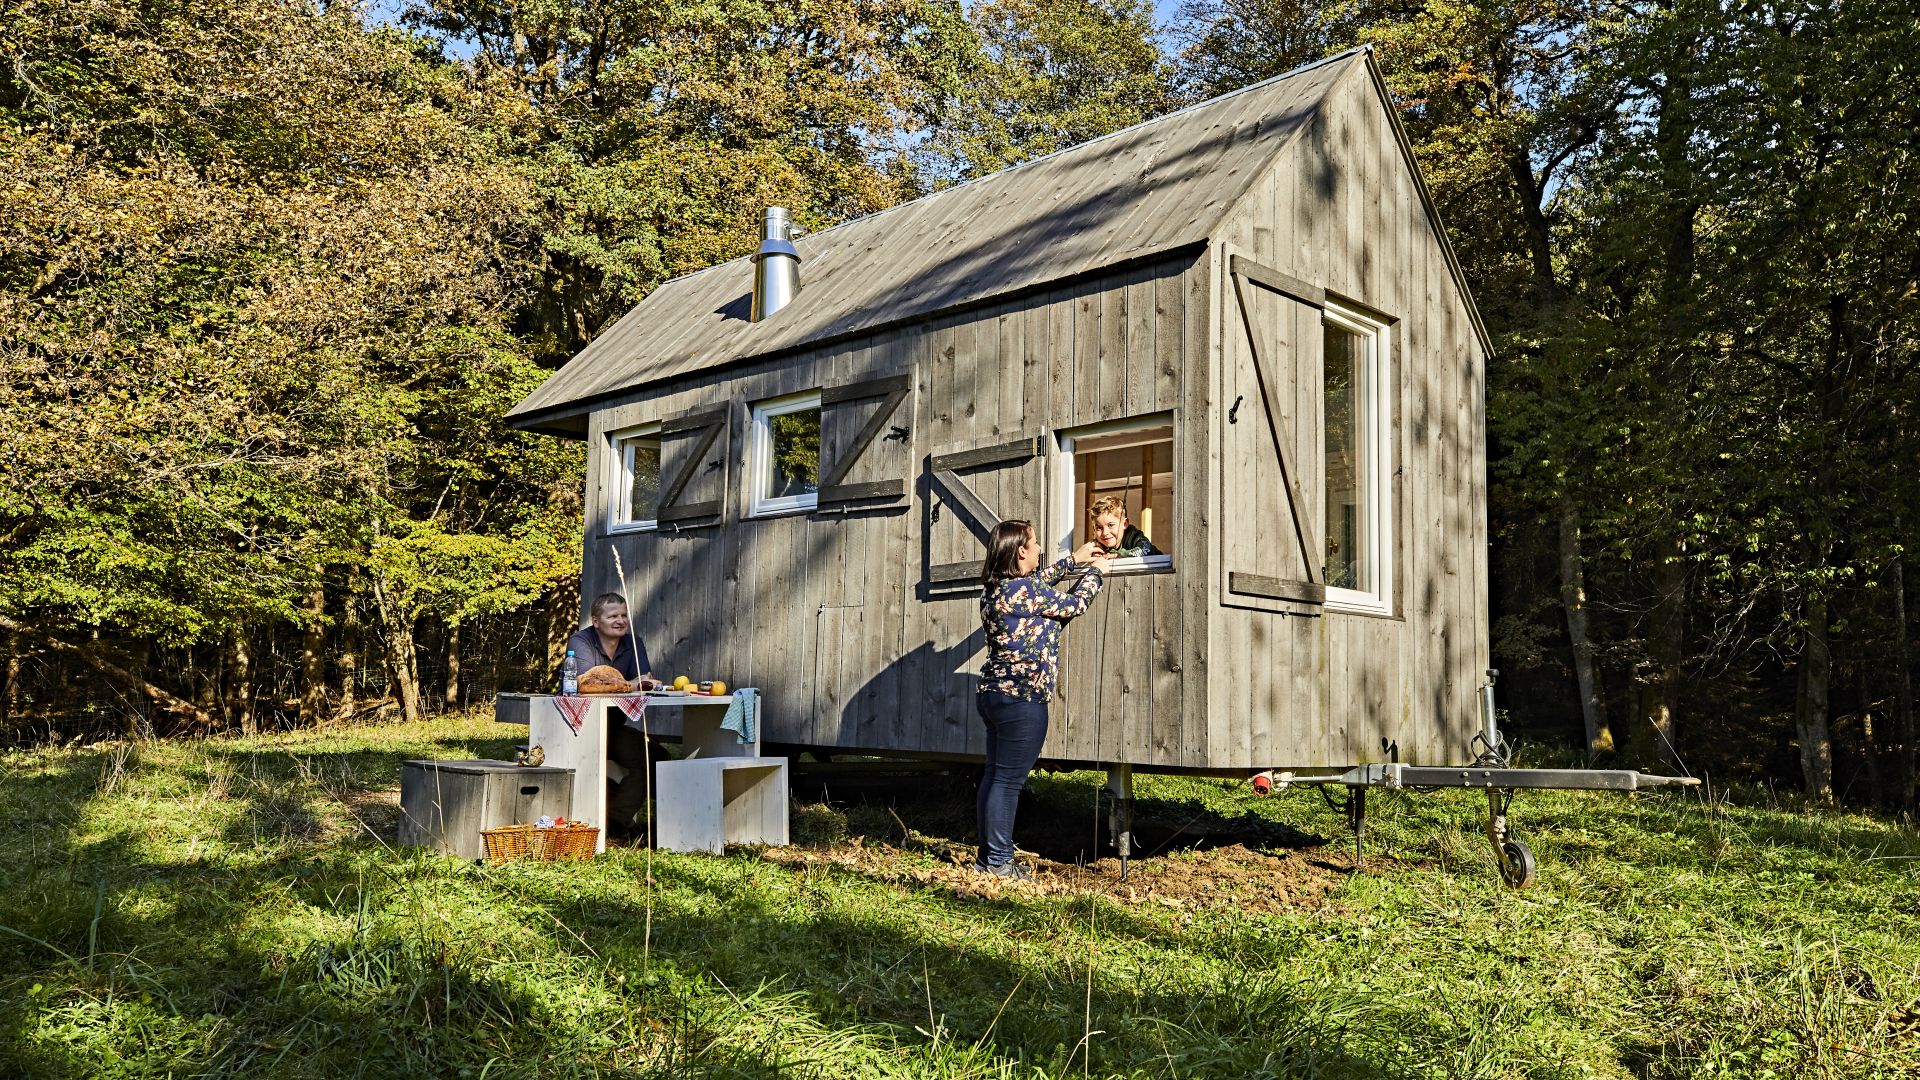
[{"xmin": 506, "ymin": 49, "xmax": 1493, "ymax": 774}]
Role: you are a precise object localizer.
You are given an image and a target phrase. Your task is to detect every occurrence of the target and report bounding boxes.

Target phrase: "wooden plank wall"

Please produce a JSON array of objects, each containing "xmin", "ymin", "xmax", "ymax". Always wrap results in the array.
[
  {"xmin": 1204, "ymin": 64, "xmax": 1489, "ymax": 769},
  {"xmin": 582, "ymin": 253, "xmax": 1209, "ymax": 766}
]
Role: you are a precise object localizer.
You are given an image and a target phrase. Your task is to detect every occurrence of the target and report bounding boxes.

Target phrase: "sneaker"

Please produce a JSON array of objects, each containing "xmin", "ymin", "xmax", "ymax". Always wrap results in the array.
[{"xmin": 971, "ymin": 861, "xmax": 1034, "ymax": 881}]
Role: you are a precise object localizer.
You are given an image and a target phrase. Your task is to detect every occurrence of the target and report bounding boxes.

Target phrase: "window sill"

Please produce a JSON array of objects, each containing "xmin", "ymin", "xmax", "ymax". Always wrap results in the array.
[
  {"xmin": 1324, "ymin": 600, "xmax": 1395, "ymax": 618},
  {"xmin": 747, "ymin": 501, "xmax": 817, "ymax": 520},
  {"xmin": 606, "ymin": 520, "xmax": 659, "ymax": 535},
  {"xmin": 1098, "ymin": 555, "xmax": 1174, "ymax": 576}
]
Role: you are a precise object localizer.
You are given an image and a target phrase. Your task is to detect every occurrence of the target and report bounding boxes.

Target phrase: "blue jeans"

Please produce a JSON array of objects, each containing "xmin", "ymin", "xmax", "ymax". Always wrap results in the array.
[{"xmin": 975, "ymin": 691, "xmax": 1048, "ymax": 867}]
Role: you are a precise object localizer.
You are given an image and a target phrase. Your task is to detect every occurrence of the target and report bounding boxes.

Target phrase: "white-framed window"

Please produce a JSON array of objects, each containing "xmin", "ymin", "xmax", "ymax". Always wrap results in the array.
[
  {"xmin": 748, "ymin": 391, "xmax": 821, "ymax": 517},
  {"xmin": 1322, "ymin": 301, "xmax": 1393, "ymax": 616},
  {"xmin": 1054, "ymin": 414, "xmax": 1175, "ymax": 574},
  {"xmin": 607, "ymin": 422, "xmax": 662, "ymax": 532}
]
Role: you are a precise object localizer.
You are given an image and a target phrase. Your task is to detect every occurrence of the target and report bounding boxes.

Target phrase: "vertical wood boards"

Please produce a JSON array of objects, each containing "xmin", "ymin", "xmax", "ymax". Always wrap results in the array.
[{"xmin": 1195, "ymin": 64, "xmax": 1487, "ymax": 769}]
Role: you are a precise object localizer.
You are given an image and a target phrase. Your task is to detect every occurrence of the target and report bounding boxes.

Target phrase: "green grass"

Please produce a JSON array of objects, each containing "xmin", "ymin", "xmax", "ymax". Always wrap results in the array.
[{"xmin": 2, "ymin": 714, "xmax": 1918, "ymax": 1078}]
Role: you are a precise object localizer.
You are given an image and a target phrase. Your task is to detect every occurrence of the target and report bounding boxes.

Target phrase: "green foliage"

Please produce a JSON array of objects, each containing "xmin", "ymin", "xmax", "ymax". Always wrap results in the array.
[
  {"xmin": 0, "ymin": 0, "xmax": 578, "ymax": 655},
  {"xmin": 410, "ymin": 0, "xmax": 979, "ymax": 353},
  {"xmin": 919, "ymin": 0, "xmax": 1175, "ymax": 183}
]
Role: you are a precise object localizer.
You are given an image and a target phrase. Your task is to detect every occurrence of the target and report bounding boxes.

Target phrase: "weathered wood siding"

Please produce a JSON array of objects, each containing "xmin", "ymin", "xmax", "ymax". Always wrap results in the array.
[
  {"xmin": 1204, "ymin": 64, "xmax": 1489, "ymax": 769},
  {"xmin": 582, "ymin": 254, "xmax": 1208, "ymax": 765},
  {"xmin": 576, "ymin": 62, "xmax": 1488, "ymax": 773}
]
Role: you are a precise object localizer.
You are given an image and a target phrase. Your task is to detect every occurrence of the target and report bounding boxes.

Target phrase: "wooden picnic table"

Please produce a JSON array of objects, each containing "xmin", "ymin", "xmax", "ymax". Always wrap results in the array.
[{"xmin": 494, "ymin": 692, "xmax": 783, "ymax": 854}]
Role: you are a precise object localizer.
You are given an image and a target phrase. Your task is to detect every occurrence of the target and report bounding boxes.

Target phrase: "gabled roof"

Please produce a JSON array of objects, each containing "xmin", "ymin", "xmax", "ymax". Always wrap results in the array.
[{"xmin": 508, "ymin": 48, "xmax": 1481, "ymax": 435}]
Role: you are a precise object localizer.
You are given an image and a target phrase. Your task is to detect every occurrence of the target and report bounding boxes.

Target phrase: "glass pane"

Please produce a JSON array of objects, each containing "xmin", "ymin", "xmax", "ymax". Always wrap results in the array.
[
  {"xmin": 626, "ymin": 438, "xmax": 660, "ymax": 522},
  {"xmin": 1325, "ymin": 325, "xmax": 1365, "ymax": 590},
  {"xmin": 1074, "ymin": 433, "xmax": 1173, "ymax": 559},
  {"xmin": 768, "ymin": 407, "xmax": 820, "ymax": 500}
]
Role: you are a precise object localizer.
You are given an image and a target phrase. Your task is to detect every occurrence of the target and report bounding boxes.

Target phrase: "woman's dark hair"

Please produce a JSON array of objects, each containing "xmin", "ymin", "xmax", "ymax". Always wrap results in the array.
[
  {"xmin": 980, "ymin": 520, "xmax": 1034, "ymax": 590},
  {"xmin": 589, "ymin": 592, "xmax": 628, "ymax": 618}
]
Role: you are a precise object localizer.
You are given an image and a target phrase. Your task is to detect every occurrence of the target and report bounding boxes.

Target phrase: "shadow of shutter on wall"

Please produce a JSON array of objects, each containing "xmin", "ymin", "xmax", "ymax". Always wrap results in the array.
[
  {"xmin": 1228, "ymin": 255, "xmax": 1326, "ymax": 605},
  {"xmin": 925, "ymin": 435, "xmax": 1047, "ymax": 585},
  {"xmin": 656, "ymin": 404, "xmax": 729, "ymax": 525},
  {"xmin": 818, "ymin": 375, "xmax": 913, "ymax": 506}
]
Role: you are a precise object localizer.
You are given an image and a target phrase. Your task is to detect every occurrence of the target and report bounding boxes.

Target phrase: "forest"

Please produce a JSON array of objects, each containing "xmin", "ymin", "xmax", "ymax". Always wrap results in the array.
[{"xmin": 2, "ymin": 0, "xmax": 1915, "ymax": 809}]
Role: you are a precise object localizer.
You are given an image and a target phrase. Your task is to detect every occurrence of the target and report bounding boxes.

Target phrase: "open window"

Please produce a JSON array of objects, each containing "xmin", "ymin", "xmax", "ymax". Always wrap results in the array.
[
  {"xmin": 1056, "ymin": 415, "xmax": 1175, "ymax": 574},
  {"xmin": 606, "ymin": 423, "xmax": 662, "ymax": 532},
  {"xmin": 1322, "ymin": 302, "xmax": 1393, "ymax": 615},
  {"xmin": 749, "ymin": 391, "xmax": 821, "ymax": 517}
]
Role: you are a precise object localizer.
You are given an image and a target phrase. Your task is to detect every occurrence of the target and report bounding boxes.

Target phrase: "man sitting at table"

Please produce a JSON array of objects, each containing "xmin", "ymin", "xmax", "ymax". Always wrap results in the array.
[
  {"xmin": 565, "ymin": 593, "xmax": 657, "ymax": 839},
  {"xmin": 565, "ymin": 592, "xmax": 652, "ymax": 687}
]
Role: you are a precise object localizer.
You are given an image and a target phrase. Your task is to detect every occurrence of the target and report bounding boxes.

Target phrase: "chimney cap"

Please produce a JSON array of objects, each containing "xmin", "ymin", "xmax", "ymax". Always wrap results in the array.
[{"xmin": 753, "ymin": 205, "xmax": 799, "ymax": 263}]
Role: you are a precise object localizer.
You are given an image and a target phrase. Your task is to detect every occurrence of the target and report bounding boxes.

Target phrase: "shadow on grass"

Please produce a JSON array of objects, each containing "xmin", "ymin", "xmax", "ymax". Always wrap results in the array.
[
  {"xmin": 0, "ymin": 742, "xmax": 1402, "ymax": 1078},
  {"xmin": 6, "ymin": 735, "xmax": 1917, "ymax": 1078}
]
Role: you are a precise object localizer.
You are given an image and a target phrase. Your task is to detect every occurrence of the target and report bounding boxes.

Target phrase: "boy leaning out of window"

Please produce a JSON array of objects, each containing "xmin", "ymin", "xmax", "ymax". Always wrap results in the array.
[{"xmin": 1088, "ymin": 495, "xmax": 1160, "ymax": 558}]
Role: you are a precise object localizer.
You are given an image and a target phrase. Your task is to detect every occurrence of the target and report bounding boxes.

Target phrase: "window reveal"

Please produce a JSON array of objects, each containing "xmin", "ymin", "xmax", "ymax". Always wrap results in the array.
[
  {"xmin": 1321, "ymin": 302, "xmax": 1393, "ymax": 614},
  {"xmin": 750, "ymin": 393, "xmax": 822, "ymax": 516},
  {"xmin": 1058, "ymin": 417, "xmax": 1175, "ymax": 572},
  {"xmin": 609, "ymin": 424, "xmax": 662, "ymax": 530}
]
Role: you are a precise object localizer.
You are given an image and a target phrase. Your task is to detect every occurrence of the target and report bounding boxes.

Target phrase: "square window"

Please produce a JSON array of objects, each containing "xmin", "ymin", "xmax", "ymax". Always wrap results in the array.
[
  {"xmin": 1323, "ymin": 302, "xmax": 1393, "ymax": 615},
  {"xmin": 608, "ymin": 423, "xmax": 662, "ymax": 531},
  {"xmin": 750, "ymin": 392, "xmax": 821, "ymax": 517},
  {"xmin": 1056, "ymin": 416, "xmax": 1174, "ymax": 574}
]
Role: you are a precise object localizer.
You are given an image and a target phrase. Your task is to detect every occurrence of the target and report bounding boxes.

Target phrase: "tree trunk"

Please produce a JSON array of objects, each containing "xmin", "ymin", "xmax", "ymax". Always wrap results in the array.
[
  {"xmin": 1632, "ymin": 532, "xmax": 1686, "ymax": 769},
  {"xmin": 373, "ymin": 574, "xmax": 423, "ymax": 724},
  {"xmin": 2, "ymin": 639, "xmax": 19, "ymax": 735},
  {"xmin": 1796, "ymin": 594, "xmax": 1835, "ymax": 801},
  {"xmin": 228, "ymin": 633, "xmax": 255, "ymax": 735},
  {"xmin": 1559, "ymin": 495, "xmax": 1612, "ymax": 753},
  {"xmin": 1893, "ymin": 542, "xmax": 1915, "ymax": 813},
  {"xmin": 299, "ymin": 587, "xmax": 328, "ymax": 728},
  {"xmin": 547, "ymin": 577, "xmax": 578, "ymax": 678},
  {"xmin": 337, "ymin": 571, "xmax": 361, "ymax": 720},
  {"xmin": 444, "ymin": 622, "xmax": 462, "ymax": 711},
  {"xmin": 0, "ymin": 616, "xmax": 215, "ymax": 730}
]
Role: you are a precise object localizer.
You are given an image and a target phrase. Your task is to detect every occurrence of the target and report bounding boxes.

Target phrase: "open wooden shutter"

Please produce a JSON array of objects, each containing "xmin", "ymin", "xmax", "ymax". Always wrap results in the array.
[
  {"xmin": 655, "ymin": 403, "xmax": 730, "ymax": 526},
  {"xmin": 1222, "ymin": 254, "xmax": 1327, "ymax": 607},
  {"xmin": 818, "ymin": 374, "xmax": 913, "ymax": 507},
  {"xmin": 924, "ymin": 435, "xmax": 1048, "ymax": 586}
]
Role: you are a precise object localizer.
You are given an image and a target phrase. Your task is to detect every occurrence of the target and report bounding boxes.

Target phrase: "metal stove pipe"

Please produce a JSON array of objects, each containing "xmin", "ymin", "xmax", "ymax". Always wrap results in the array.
[{"xmin": 750, "ymin": 207, "xmax": 801, "ymax": 321}]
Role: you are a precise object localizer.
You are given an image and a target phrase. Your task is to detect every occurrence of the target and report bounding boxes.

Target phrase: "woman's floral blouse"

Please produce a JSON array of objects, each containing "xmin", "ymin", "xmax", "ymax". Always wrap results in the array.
[{"xmin": 978, "ymin": 558, "xmax": 1105, "ymax": 702}]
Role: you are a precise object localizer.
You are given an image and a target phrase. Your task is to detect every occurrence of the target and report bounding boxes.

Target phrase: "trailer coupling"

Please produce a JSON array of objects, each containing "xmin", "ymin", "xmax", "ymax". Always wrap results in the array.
[{"xmin": 1292, "ymin": 763, "xmax": 1699, "ymax": 889}]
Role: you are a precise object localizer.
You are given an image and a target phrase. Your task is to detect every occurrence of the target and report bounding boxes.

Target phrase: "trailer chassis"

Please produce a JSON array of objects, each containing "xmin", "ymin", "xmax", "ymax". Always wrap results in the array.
[{"xmin": 1099, "ymin": 670, "xmax": 1699, "ymax": 888}]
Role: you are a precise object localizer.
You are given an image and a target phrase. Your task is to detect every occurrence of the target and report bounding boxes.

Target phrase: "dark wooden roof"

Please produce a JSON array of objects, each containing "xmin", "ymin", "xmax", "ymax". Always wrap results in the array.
[{"xmin": 508, "ymin": 49, "xmax": 1457, "ymax": 434}]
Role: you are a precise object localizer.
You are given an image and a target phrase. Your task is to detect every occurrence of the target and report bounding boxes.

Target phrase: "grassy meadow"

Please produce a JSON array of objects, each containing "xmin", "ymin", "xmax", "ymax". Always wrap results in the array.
[{"xmin": 1, "ymin": 712, "xmax": 1917, "ymax": 1078}]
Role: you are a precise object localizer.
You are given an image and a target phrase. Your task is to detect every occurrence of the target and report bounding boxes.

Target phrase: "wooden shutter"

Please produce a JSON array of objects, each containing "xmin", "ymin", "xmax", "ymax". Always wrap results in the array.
[
  {"xmin": 655, "ymin": 404, "xmax": 730, "ymax": 526},
  {"xmin": 1222, "ymin": 254, "xmax": 1327, "ymax": 607},
  {"xmin": 818, "ymin": 374, "xmax": 913, "ymax": 507},
  {"xmin": 924, "ymin": 435, "xmax": 1048, "ymax": 586}
]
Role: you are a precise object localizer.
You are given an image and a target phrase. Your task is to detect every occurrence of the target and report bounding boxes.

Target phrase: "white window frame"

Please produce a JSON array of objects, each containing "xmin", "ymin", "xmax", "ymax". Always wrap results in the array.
[
  {"xmin": 748, "ymin": 390, "xmax": 822, "ymax": 518},
  {"xmin": 1321, "ymin": 301, "xmax": 1394, "ymax": 617},
  {"xmin": 1054, "ymin": 413, "xmax": 1176, "ymax": 575},
  {"xmin": 606, "ymin": 421, "xmax": 662, "ymax": 534}
]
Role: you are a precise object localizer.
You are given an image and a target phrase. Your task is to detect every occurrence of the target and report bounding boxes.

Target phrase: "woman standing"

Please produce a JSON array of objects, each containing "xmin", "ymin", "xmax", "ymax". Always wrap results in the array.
[{"xmin": 973, "ymin": 520, "xmax": 1110, "ymax": 879}]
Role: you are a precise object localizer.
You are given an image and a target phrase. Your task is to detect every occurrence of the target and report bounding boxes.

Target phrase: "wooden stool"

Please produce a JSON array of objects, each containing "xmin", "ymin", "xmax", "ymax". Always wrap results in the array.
[{"xmin": 654, "ymin": 757, "xmax": 789, "ymax": 854}]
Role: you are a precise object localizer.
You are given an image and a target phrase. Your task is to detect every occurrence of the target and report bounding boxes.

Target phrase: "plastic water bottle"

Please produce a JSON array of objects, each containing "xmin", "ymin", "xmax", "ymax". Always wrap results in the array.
[{"xmin": 561, "ymin": 649, "xmax": 579, "ymax": 696}]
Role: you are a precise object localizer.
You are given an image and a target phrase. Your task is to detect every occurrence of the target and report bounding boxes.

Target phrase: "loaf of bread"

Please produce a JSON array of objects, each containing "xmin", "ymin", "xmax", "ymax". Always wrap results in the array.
[{"xmin": 577, "ymin": 664, "xmax": 631, "ymax": 694}]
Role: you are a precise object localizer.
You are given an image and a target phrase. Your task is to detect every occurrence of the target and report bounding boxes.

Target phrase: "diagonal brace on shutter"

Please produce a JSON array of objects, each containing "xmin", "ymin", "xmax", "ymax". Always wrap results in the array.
[
  {"xmin": 925, "ymin": 435, "xmax": 1045, "ymax": 584},
  {"xmin": 656, "ymin": 405, "xmax": 727, "ymax": 523},
  {"xmin": 818, "ymin": 374, "xmax": 911, "ymax": 504},
  {"xmin": 1230, "ymin": 256, "xmax": 1322, "ymax": 589}
]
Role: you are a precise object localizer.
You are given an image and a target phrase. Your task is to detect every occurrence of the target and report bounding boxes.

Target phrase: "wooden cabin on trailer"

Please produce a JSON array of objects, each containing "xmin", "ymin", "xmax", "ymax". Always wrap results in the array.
[{"xmin": 504, "ymin": 47, "xmax": 1494, "ymax": 776}]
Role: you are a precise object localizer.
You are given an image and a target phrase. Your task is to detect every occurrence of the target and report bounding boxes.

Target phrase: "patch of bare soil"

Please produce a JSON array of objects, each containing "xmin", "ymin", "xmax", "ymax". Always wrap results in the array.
[
  {"xmin": 339, "ymin": 788, "xmax": 403, "ymax": 842},
  {"xmin": 764, "ymin": 839, "xmax": 1352, "ymax": 915}
]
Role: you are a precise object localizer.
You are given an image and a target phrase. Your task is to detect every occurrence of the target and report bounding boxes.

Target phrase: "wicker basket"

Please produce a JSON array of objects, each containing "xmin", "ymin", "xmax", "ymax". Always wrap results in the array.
[{"xmin": 480, "ymin": 823, "xmax": 600, "ymax": 862}]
